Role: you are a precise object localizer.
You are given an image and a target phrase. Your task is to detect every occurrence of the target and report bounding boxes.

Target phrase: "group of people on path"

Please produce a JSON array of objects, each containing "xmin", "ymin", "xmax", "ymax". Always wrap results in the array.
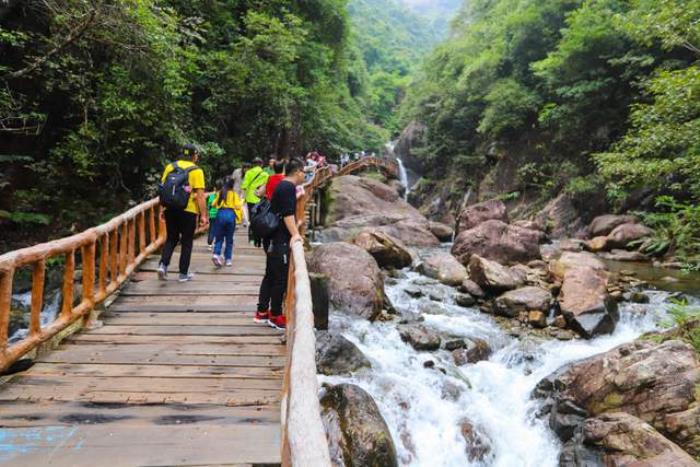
[{"xmin": 156, "ymin": 145, "xmax": 308, "ymax": 330}]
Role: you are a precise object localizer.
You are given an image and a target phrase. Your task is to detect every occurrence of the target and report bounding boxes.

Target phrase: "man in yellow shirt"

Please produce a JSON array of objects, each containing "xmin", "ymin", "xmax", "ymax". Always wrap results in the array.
[{"xmin": 157, "ymin": 144, "xmax": 208, "ymax": 282}]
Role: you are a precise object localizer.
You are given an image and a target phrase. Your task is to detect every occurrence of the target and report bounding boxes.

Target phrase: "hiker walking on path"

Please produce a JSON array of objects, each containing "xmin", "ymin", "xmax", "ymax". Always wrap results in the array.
[
  {"xmin": 241, "ymin": 158, "xmax": 269, "ymax": 215},
  {"xmin": 265, "ymin": 160, "xmax": 285, "ymax": 200},
  {"xmin": 254, "ymin": 158, "xmax": 305, "ymax": 330},
  {"xmin": 232, "ymin": 162, "xmax": 250, "ymax": 227},
  {"xmin": 211, "ymin": 176, "xmax": 243, "ymax": 268},
  {"xmin": 157, "ymin": 144, "xmax": 208, "ymax": 282},
  {"xmin": 205, "ymin": 179, "xmax": 222, "ymax": 250}
]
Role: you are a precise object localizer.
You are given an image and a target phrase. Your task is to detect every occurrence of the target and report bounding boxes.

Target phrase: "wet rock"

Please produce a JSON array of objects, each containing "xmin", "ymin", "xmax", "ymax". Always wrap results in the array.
[
  {"xmin": 540, "ymin": 243, "xmax": 561, "ymax": 262},
  {"xmin": 418, "ymin": 253, "xmax": 467, "ymax": 286},
  {"xmin": 452, "ymin": 220, "xmax": 542, "ymax": 265},
  {"xmin": 454, "ymin": 293, "xmax": 476, "ymax": 308},
  {"xmin": 528, "ymin": 311, "xmax": 547, "ymax": 328},
  {"xmin": 589, "ymin": 214, "xmax": 638, "ymax": 237},
  {"xmin": 508, "ymin": 266, "xmax": 527, "ymax": 287},
  {"xmin": 398, "ymin": 324, "xmax": 441, "ymax": 351},
  {"xmin": 629, "ymin": 291, "xmax": 650, "ymax": 304},
  {"xmin": 534, "ymin": 339, "xmax": 700, "ymax": 456},
  {"xmin": 308, "ymin": 242, "xmax": 384, "ymax": 321},
  {"xmin": 559, "ymin": 266, "xmax": 618, "ymax": 338},
  {"xmin": 353, "ymin": 229, "xmax": 415, "ymax": 269},
  {"xmin": 535, "ymin": 193, "xmax": 585, "ymax": 239},
  {"xmin": 452, "ymin": 339, "xmax": 491, "ymax": 365},
  {"xmin": 494, "ymin": 286, "xmax": 552, "ymax": 318},
  {"xmin": 459, "ymin": 419, "xmax": 492, "ymax": 462},
  {"xmin": 321, "ymin": 383, "xmax": 399, "ymax": 467},
  {"xmin": 441, "ymin": 381, "xmax": 463, "ymax": 401},
  {"xmin": 513, "ymin": 219, "xmax": 544, "ymax": 231},
  {"xmin": 549, "ymin": 251, "xmax": 607, "ymax": 281},
  {"xmin": 598, "ymin": 249, "xmax": 649, "ymax": 262},
  {"xmin": 527, "ymin": 259, "xmax": 547, "ymax": 269},
  {"xmin": 460, "ymin": 279, "xmax": 485, "ymax": 298},
  {"xmin": 606, "ymin": 223, "xmax": 654, "ymax": 249},
  {"xmin": 468, "ymin": 255, "xmax": 518, "ymax": 293},
  {"xmin": 559, "ymin": 238, "xmax": 586, "ymax": 252},
  {"xmin": 428, "ymin": 221, "xmax": 454, "ymax": 242},
  {"xmin": 316, "ymin": 332, "xmax": 371, "ymax": 375},
  {"xmin": 456, "ymin": 199, "xmax": 508, "ymax": 233},
  {"xmin": 324, "ymin": 175, "xmax": 439, "ymax": 246},
  {"xmin": 404, "ymin": 286, "xmax": 423, "ymax": 298},
  {"xmin": 550, "ymin": 399, "xmax": 589, "ymax": 441},
  {"xmin": 444, "ymin": 339, "xmax": 467, "ymax": 351},
  {"xmin": 571, "ymin": 412, "xmax": 698, "ymax": 467},
  {"xmin": 586, "ymin": 236, "xmax": 610, "ymax": 252},
  {"xmin": 553, "ymin": 315, "xmax": 567, "ymax": 329}
]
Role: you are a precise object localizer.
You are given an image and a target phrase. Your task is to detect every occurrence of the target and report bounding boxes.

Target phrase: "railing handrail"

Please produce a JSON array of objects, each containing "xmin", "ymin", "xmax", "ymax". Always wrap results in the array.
[
  {"xmin": 281, "ymin": 156, "xmax": 397, "ymax": 467},
  {"xmin": 0, "ymin": 196, "xmax": 170, "ymax": 372}
]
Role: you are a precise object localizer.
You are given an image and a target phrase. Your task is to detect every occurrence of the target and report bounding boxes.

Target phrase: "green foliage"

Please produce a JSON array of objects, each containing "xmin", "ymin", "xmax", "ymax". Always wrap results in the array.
[
  {"xmin": 661, "ymin": 300, "xmax": 700, "ymax": 354},
  {"xmin": 633, "ymin": 196, "xmax": 700, "ymax": 265},
  {"xmin": 0, "ymin": 210, "xmax": 51, "ymax": 225}
]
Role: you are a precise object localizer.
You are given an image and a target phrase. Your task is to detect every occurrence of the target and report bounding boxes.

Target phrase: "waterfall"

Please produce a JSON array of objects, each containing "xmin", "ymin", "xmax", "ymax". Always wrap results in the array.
[{"xmin": 397, "ymin": 157, "xmax": 410, "ymax": 201}]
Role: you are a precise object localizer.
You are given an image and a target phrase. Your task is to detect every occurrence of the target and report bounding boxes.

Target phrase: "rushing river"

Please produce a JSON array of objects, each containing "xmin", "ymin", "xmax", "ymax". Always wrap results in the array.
[{"xmin": 320, "ymin": 247, "xmax": 697, "ymax": 466}]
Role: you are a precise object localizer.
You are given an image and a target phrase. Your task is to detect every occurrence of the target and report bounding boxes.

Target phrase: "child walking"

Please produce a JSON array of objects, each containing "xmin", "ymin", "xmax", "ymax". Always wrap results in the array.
[
  {"xmin": 211, "ymin": 176, "xmax": 243, "ymax": 267},
  {"xmin": 206, "ymin": 180, "xmax": 222, "ymax": 250}
]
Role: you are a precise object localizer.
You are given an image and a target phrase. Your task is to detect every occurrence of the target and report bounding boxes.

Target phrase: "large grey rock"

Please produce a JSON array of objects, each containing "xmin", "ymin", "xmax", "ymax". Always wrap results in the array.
[
  {"xmin": 456, "ymin": 199, "xmax": 508, "ymax": 233},
  {"xmin": 316, "ymin": 332, "xmax": 371, "ymax": 375},
  {"xmin": 428, "ymin": 221, "xmax": 454, "ymax": 242},
  {"xmin": 589, "ymin": 214, "xmax": 638, "ymax": 237},
  {"xmin": 559, "ymin": 266, "xmax": 618, "ymax": 338},
  {"xmin": 452, "ymin": 220, "xmax": 542, "ymax": 265},
  {"xmin": 494, "ymin": 286, "xmax": 552, "ymax": 318},
  {"xmin": 395, "ymin": 121, "xmax": 426, "ymax": 173},
  {"xmin": 308, "ymin": 242, "xmax": 384, "ymax": 320},
  {"xmin": 418, "ymin": 253, "xmax": 467, "ymax": 286},
  {"xmin": 467, "ymin": 255, "xmax": 518, "ymax": 293},
  {"xmin": 353, "ymin": 229, "xmax": 414, "ymax": 269},
  {"xmin": 534, "ymin": 338, "xmax": 700, "ymax": 457},
  {"xmin": 549, "ymin": 251, "xmax": 607, "ymax": 281},
  {"xmin": 398, "ymin": 324, "xmax": 441, "ymax": 351},
  {"xmin": 607, "ymin": 222, "xmax": 654, "ymax": 249},
  {"xmin": 535, "ymin": 193, "xmax": 585, "ymax": 238},
  {"xmin": 324, "ymin": 175, "xmax": 439, "ymax": 247},
  {"xmin": 321, "ymin": 383, "xmax": 399, "ymax": 467}
]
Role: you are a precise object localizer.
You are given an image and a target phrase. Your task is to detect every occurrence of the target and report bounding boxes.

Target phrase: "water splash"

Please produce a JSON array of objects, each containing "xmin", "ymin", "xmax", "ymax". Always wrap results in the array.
[{"xmin": 321, "ymin": 270, "xmax": 678, "ymax": 466}]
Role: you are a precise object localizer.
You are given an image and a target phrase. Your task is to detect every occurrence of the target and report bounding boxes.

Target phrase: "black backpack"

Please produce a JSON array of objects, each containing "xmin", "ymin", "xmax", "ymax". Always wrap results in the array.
[
  {"xmin": 158, "ymin": 162, "xmax": 197, "ymax": 210},
  {"xmin": 249, "ymin": 198, "xmax": 280, "ymax": 240}
]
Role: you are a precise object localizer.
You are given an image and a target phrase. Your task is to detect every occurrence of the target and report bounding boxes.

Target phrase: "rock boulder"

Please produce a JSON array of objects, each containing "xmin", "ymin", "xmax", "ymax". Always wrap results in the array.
[
  {"xmin": 457, "ymin": 199, "xmax": 508, "ymax": 233},
  {"xmin": 559, "ymin": 266, "xmax": 618, "ymax": 338},
  {"xmin": 452, "ymin": 220, "xmax": 542, "ymax": 265},
  {"xmin": 308, "ymin": 242, "xmax": 385, "ymax": 320},
  {"xmin": 418, "ymin": 253, "xmax": 468, "ymax": 286},
  {"xmin": 321, "ymin": 383, "xmax": 399, "ymax": 467},
  {"xmin": 398, "ymin": 324, "xmax": 441, "ymax": 351},
  {"xmin": 549, "ymin": 251, "xmax": 607, "ymax": 281},
  {"xmin": 316, "ymin": 332, "xmax": 371, "ymax": 375},
  {"xmin": 468, "ymin": 255, "xmax": 518, "ymax": 293},
  {"xmin": 428, "ymin": 221, "xmax": 454, "ymax": 242},
  {"xmin": 607, "ymin": 222, "xmax": 654, "ymax": 249},
  {"xmin": 494, "ymin": 286, "xmax": 552, "ymax": 318},
  {"xmin": 353, "ymin": 229, "xmax": 414, "ymax": 269},
  {"xmin": 589, "ymin": 214, "xmax": 638, "ymax": 237}
]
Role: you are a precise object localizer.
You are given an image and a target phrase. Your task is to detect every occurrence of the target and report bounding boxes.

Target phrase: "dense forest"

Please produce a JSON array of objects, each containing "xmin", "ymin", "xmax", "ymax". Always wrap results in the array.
[{"xmin": 400, "ymin": 0, "xmax": 700, "ymax": 265}]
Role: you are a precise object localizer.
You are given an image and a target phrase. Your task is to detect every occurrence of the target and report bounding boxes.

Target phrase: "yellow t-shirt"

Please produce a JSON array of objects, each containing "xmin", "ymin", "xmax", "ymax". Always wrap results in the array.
[
  {"xmin": 214, "ymin": 191, "xmax": 243, "ymax": 222},
  {"xmin": 161, "ymin": 160, "xmax": 205, "ymax": 214}
]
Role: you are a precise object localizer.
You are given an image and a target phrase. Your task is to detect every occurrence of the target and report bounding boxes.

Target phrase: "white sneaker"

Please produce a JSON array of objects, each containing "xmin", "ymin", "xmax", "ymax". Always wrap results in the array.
[
  {"xmin": 178, "ymin": 272, "xmax": 194, "ymax": 282},
  {"xmin": 207, "ymin": 245, "xmax": 213, "ymax": 251},
  {"xmin": 225, "ymin": 260, "xmax": 232, "ymax": 267},
  {"xmin": 212, "ymin": 255, "xmax": 222, "ymax": 268},
  {"xmin": 157, "ymin": 263, "xmax": 167, "ymax": 280}
]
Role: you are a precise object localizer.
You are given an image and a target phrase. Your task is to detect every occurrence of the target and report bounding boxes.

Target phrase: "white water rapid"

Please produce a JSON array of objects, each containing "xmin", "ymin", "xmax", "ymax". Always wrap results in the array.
[
  {"xmin": 397, "ymin": 158, "xmax": 410, "ymax": 201},
  {"xmin": 321, "ymin": 262, "xmax": 685, "ymax": 466}
]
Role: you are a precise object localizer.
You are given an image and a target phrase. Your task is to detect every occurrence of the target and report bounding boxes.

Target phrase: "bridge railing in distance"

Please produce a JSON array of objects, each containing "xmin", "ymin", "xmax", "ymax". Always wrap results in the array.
[
  {"xmin": 0, "ymin": 198, "xmax": 169, "ymax": 373},
  {"xmin": 280, "ymin": 156, "xmax": 396, "ymax": 467}
]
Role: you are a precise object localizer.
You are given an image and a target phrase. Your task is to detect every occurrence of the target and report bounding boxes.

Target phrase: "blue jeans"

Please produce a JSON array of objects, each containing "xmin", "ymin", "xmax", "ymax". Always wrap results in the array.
[{"xmin": 213, "ymin": 209, "xmax": 236, "ymax": 261}]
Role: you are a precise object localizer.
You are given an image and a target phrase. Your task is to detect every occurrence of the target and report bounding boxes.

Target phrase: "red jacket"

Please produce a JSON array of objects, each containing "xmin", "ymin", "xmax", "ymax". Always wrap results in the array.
[{"xmin": 266, "ymin": 174, "xmax": 285, "ymax": 200}]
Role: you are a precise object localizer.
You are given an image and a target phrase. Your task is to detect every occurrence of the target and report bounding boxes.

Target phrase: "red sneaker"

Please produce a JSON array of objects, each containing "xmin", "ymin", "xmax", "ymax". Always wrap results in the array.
[
  {"xmin": 268, "ymin": 314, "xmax": 286, "ymax": 330},
  {"xmin": 254, "ymin": 310, "xmax": 270, "ymax": 323}
]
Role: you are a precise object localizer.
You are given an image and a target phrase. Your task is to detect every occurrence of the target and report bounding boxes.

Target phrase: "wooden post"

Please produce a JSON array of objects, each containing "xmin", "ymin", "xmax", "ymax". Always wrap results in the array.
[
  {"xmin": 0, "ymin": 267, "xmax": 14, "ymax": 351},
  {"xmin": 138, "ymin": 211, "xmax": 146, "ymax": 255},
  {"xmin": 127, "ymin": 217, "xmax": 136, "ymax": 265},
  {"xmin": 82, "ymin": 241, "xmax": 95, "ymax": 306},
  {"xmin": 119, "ymin": 222, "xmax": 128, "ymax": 279},
  {"xmin": 61, "ymin": 250, "xmax": 75, "ymax": 318},
  {"xmin": 30, "ymin": 260, "xmax": 45, "ymax": 336},
  {"xmin": 158, "ymin": 205, "xmax": 166, "ymax": 241},
  {"xmin": 98, "ymin": 234, "xmax": 108, "ymax": 296},
  {"xmin": 148, "ymin": 206, "xmax": 156, "ymax": 246},
  {"xmin": 110, "ymin": 229, "xmax": 118, "ymax": 284}
]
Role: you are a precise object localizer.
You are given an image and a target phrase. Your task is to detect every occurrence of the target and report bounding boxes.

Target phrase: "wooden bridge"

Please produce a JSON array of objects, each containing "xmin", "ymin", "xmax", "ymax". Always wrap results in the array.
[{"xmin": 0, "ymin": 157, "xmax": 397, "ymax": 466}]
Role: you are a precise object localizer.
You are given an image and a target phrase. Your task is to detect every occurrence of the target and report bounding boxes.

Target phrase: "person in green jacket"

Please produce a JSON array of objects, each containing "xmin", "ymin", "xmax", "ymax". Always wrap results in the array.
[
  {"xmin": 206, "ymin": 179, "xmax": 222, "ymax": 250},
  {"xmin": 241, "ymin": 158, "xmax": 269, "ymax": 213}
]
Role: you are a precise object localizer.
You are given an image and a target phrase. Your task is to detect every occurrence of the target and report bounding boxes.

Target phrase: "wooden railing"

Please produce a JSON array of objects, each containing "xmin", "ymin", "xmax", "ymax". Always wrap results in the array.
[
  {"xmin": 0, "ymin": 198, "xmax": 168, "ymax": 372},
  {"xmin": 281, "ymin": 156, "xmax": 397, "ymax": 467}
]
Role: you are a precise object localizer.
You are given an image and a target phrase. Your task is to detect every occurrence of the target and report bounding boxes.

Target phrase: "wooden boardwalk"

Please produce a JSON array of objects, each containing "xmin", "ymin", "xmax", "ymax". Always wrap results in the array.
[{"xmin": 0, "ymin": 232, "xmax": 284, "ymax": 466}]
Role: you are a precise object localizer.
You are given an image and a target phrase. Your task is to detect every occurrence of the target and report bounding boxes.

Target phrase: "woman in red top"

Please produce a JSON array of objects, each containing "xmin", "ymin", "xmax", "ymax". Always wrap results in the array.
[{"xmin": 265, "ymin": 160, "xmax": 286, "ymax": 199}]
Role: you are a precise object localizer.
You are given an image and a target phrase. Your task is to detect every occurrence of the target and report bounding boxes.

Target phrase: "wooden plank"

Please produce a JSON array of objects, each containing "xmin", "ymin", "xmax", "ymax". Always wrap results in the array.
[
  {"xmin": 65, "ymin": 333, "xmax": 284, "ymax": 346},
  {"xmin": 38, "ymin": 349, "xmax": 285, "ymax": 367},
  {"xmin": 0, "ymin": 399, "xmax": 280, "ymax": 428},
  {"xmin": 100, "ymin": 312, "xmax": 259, "ymax": 326},
  {"xmin": 22, "ymin": 362, "xmax": 282, "ymax": 379},
  {"xmin": 0, "ymin": 424, "xmax": 280, "ymax": 466},
  {"xmin": 107, "ymin": 303, "xmax": 258, "ymax": 313},
  {"xmin": 88, "ymin": 324, "xmax": 281, "ymax": 337},
  {"xmin": 112, "ymin": 295, "xmax": 260, "ymax": 306}
]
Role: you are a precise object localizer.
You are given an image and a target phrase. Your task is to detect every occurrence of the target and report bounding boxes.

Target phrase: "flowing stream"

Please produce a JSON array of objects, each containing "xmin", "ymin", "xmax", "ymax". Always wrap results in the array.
[
  {"xmin": 396, "ymin": 158, "xmax": 410, "ymax": 201},
  {"xmin": 320, "ymin": 246, "xmax": 697, "ymax": 466}
]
